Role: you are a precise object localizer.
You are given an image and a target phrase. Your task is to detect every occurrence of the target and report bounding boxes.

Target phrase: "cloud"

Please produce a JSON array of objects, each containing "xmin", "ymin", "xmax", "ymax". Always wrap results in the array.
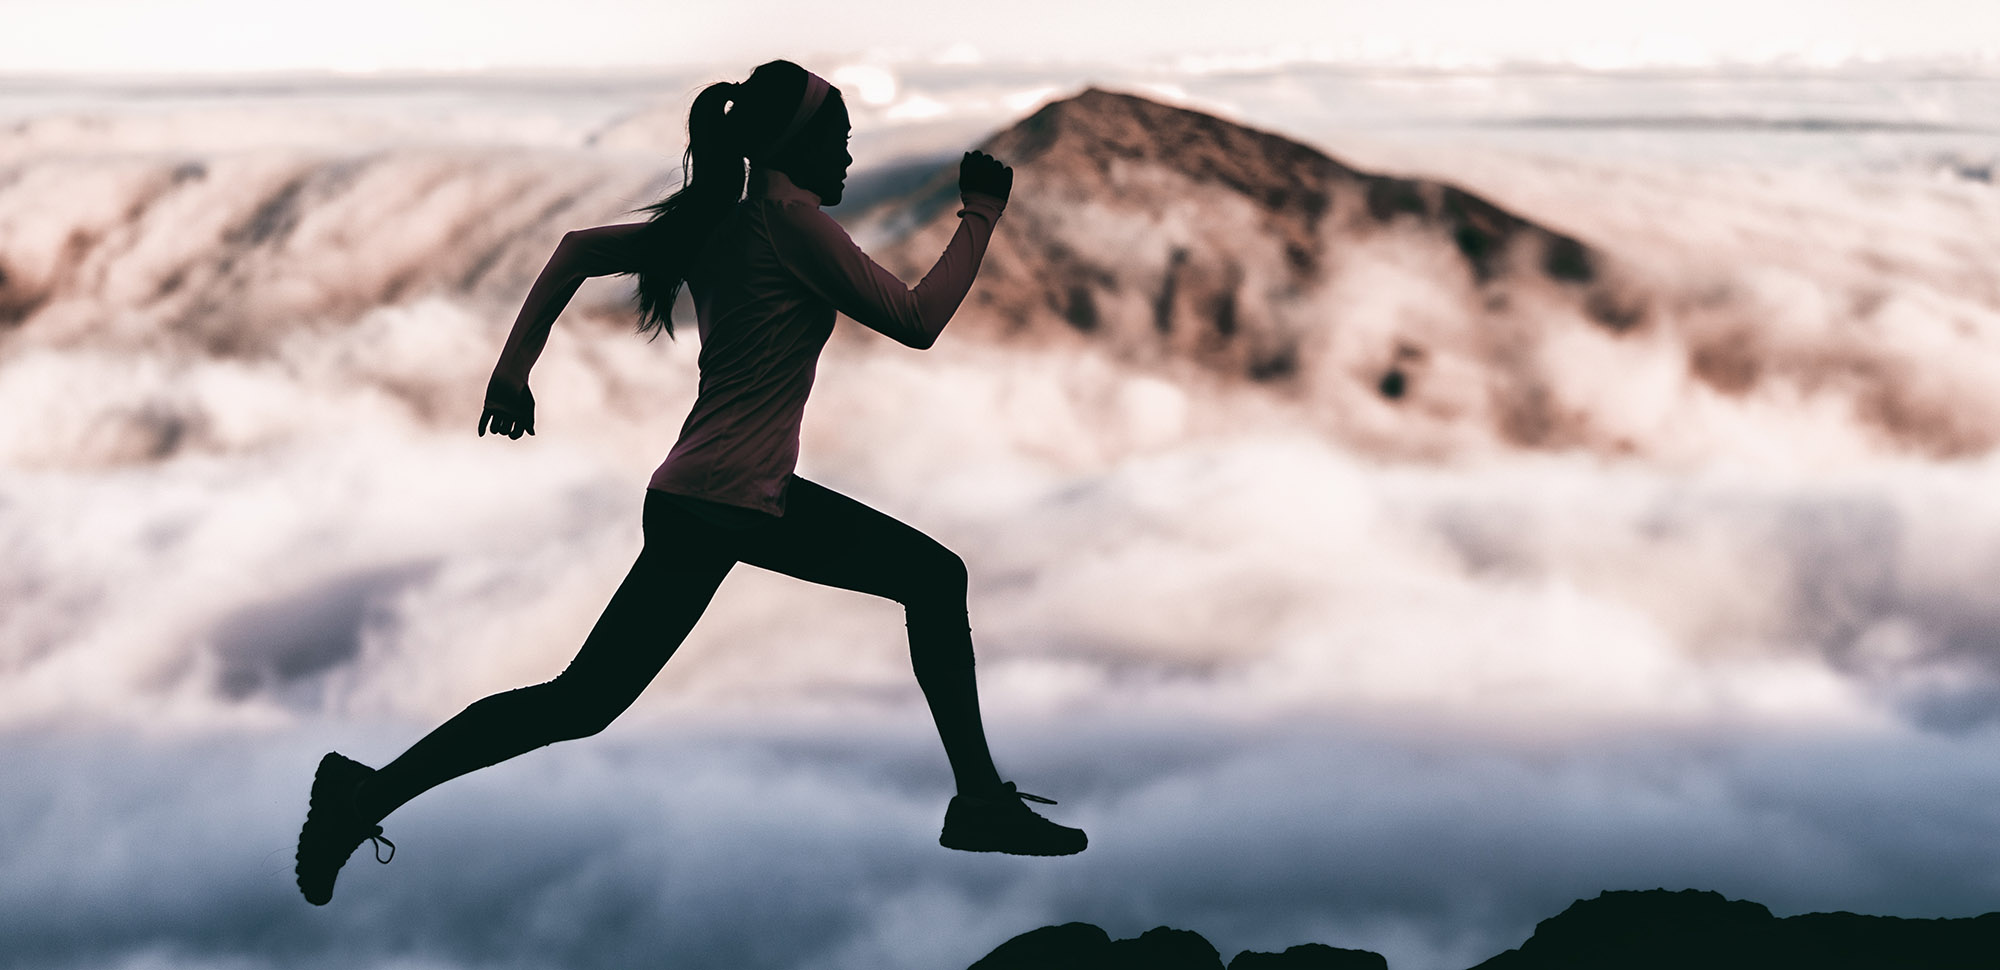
[
  {"xmin": 4, "ymin": 716, "xmax": 1999, "ymax": 970},
  {"xmin": 833, "ymin": 65, "xmax": 901, "ymax": 108},
  {"xmin": 12, "ymin": 312, "xmax": 2000, "ymax": 736}
]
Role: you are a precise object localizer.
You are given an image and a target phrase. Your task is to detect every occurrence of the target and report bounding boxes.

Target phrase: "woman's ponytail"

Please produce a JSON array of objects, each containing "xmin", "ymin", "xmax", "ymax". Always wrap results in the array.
[
  {"xmin": 631, "ymin": 63, "xmax": 808, "ymax": 339},
  {"xmin": 684, "ymin": 81, "xmax": 747, "ymax": 207}
]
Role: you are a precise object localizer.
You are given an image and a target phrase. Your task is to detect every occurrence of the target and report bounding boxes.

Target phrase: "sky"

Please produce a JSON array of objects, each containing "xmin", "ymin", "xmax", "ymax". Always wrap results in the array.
[{"xmin": 2, "ymin": 0, "xmax": 1998, "ymax": 75}]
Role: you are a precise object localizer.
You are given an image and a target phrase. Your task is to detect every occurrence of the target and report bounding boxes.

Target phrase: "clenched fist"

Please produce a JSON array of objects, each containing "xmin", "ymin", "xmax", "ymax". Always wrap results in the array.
[
  {"xmin": 479, "ymin": 373, "xmax": 535, "ymax": 439},
  {"xmin": 959, "ymin": 150, "xmax": 1013, "ymax": 205}
]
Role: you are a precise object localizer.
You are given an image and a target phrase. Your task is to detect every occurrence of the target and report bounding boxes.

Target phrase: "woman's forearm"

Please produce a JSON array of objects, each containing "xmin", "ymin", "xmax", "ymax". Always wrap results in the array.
[
  {"xmin": 493, "ymin": 243, "xmax": 587, "ymax": 386},
  {"xmin": 769, "ymin": 194, "xmax": 1006, "ymax": 350},
  {"xmin": 491, "ymin": 225, "xmax": 645, "ymax": 385},
  {"xmin": 903, "ymin": 195, "xmax": 1005, "ymax": 347}
]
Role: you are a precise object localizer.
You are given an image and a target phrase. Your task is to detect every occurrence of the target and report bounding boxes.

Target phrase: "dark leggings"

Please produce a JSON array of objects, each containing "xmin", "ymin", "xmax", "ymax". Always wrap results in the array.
[{"xmin": 356, "ymin": 479, "xmax": 1003, "ymax": 823}]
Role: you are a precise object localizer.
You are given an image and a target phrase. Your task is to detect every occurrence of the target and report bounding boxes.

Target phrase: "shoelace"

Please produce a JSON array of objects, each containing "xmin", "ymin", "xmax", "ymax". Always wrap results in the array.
[
  {"xmin": 364, "ymin": 826, "xmax": 396, "ymax": 864},
  {"xmin": 998, "ymin": 782, "xmax": 1056, "ymax": 806}
]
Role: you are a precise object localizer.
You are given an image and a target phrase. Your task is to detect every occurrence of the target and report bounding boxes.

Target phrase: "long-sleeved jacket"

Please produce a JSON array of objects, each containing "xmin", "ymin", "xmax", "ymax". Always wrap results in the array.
[{"xmin": 492, "ymin": 167, "xmax": 1006, "ymax": 515}]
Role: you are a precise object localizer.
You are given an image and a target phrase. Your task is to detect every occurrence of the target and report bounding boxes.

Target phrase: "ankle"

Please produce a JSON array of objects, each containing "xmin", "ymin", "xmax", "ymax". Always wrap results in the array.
[
  {"xmin": 955, "ymin": 778, "xmax": 1009, "ymax": 801},
  {"xmin": 349, "ymin": 779, "xmax": 383, "ymax": 824}
]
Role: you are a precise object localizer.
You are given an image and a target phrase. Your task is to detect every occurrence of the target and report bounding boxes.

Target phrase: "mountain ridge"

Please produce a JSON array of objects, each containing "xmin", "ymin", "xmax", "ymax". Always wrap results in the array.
[
  {"xmin": 854, "ymin": 85, "xmax": 2000, "ymax": 462},
  {"xmin": 964, "ymin": 888, "xmax": 2000, "ymax": 969},
  {"xmin": 865, "ymin": 86, "xmax": 1600, "ymax": 290},
  {"xmin": 857, "ymin": 87, "xmax": 1664, "ymax": 459}
]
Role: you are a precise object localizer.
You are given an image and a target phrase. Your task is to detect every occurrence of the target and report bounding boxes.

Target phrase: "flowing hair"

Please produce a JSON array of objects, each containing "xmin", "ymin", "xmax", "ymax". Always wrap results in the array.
[{"xmin": 630, "ymin": 60, "xmax": 811, "ymax": 339}]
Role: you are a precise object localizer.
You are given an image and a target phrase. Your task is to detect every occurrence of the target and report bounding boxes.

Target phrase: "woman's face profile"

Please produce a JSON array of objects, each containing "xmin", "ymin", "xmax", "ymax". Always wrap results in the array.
[{"xmin": 777, "ymin": 92, "xmax": 852, "ymax": 207}]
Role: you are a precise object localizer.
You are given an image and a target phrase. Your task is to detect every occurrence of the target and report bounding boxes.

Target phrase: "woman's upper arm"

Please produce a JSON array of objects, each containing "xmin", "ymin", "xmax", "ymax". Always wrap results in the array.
[
  {"xmin": 560, "ymin": 222, "xmax": 650, "ymax": 278},
  {"xmin": 490, "ymin": 222, "xmax": 650, "ymax": 386}
]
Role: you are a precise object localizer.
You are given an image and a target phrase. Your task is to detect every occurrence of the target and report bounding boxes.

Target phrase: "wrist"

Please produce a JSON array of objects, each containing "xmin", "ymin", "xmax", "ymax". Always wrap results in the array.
[{"xmin": 958, "ymin": 191, "xmax": 1007, "ymax": 216}]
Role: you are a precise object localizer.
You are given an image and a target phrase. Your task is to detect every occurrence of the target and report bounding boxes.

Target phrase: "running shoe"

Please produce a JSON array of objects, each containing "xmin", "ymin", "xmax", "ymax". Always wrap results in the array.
[
  {"xmin": 939, "ymin": 781, "xmax": 1087, "ymax": 856},
  {"xmin": 294, "ymin": 752, "xmax": 394, "ymax": 905}
]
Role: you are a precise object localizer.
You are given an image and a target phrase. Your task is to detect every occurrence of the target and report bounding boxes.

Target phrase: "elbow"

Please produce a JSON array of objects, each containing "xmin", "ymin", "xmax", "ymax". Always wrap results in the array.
[
  {"xmin": 549, "ymin": 232, "xmax": 595, "ymax": 281},
  {"xmin": 881, "ymin": 309, "xmax": 940, "ymax": 349},
  {"xmin": 550, "ymin": 231, "xmax": 583, "ymax": 265}
]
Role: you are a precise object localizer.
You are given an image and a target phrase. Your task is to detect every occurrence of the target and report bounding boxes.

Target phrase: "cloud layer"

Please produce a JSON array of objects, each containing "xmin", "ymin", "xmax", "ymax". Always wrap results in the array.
[{"xmin": 6, "ymin": 716, "xmax": 2000, "ymax": 970}]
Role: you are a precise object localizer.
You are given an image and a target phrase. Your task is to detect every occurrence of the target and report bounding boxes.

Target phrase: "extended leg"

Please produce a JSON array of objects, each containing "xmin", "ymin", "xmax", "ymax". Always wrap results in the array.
[{"xmin": 355, "ymin": 520, "xmax": 734, "ymax": 824}]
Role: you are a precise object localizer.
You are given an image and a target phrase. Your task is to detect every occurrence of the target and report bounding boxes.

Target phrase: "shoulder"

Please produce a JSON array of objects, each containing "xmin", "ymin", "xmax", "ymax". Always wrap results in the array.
[
  {"xmin": 765, "ymin": 198, "xmax": 841, "ymax": 231},
  {"xmin": 762, "ymin": 199, "xmax": 854, "ymax": 251},
  {"xmin": 566, "ymin": 222, "xmax": 649, "ymax": 247},
  {"xmin": 564, "ymin": 222, "xmax": 651, "ymax": 272}
]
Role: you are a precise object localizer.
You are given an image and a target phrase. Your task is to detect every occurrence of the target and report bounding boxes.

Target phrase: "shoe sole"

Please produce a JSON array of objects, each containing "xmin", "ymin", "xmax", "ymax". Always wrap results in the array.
[
  {"xmin": 296, "ymin": 752, "xmax": 370, "ymax": 905},
  {"xmin": 939, "ymin": 834, "xmax": 1088, "ymax": 856}
]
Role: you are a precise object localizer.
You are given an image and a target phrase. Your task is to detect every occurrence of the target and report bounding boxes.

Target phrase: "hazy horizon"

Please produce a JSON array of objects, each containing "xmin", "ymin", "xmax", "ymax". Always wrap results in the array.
[{"xmin": 4, "ymin": 0, "xmax": 1999, "ymax": 75}]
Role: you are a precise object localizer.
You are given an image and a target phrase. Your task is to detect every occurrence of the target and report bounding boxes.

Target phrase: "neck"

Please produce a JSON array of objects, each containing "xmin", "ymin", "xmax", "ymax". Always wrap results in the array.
[{"xmin": 751, "ymin": 167, "xmax": 820, "ymax": 205}]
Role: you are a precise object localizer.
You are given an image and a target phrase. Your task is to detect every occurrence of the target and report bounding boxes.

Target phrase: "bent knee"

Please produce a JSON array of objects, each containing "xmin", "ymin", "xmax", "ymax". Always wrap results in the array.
[{"xmin": 903, "ymin": 545, "xmax": 968, "ymax": 606}]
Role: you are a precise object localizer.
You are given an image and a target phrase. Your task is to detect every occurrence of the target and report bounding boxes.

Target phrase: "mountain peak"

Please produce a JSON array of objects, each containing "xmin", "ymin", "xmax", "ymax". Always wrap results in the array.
[
  {"xmin": 977, "ymin": 86, "xmax": 1360, "ymax": 217},
  {"xmin": 862, "ymin": 88, "xmax": 1622, "ymax": 452}
]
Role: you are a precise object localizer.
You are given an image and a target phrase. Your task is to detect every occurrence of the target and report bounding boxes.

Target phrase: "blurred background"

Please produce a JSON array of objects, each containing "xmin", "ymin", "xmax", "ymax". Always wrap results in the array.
[{"xmin": 4, "ymin": 2, "xmax": 2000, "ymax": 968}]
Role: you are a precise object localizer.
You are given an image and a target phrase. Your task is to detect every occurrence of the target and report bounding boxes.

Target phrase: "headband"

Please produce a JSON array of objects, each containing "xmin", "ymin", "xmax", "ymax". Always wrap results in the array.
[{"xmin": 758, "ymin": 70, "xmax": 830, "ymax": 160}]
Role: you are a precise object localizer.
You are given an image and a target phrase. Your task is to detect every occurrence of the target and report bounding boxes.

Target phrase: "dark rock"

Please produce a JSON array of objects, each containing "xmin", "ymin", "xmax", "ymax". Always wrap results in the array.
[
  {"xmin": 1471, "ymin": 889, "xmax": 1776, "ymax": 969},
  {"xmin": 1228, "ymin": 942, "xmax": 1389, "ymax": 970},
  {"xmin": 964, "ymin": 890, "xmax": 2000, "ymax": 970},
  {"xmin": 1469, "ymin": 888, "xmax": 2000, "ymax": 970},
  {"xmin": 969, "ymin": 922, "xmax": 1112, "ymax": 970},
  {"xmin": 1778, "ymin": 910, "xmax": 2000, "ymax": 967},
  {"xmin": 967, "ymin": 923, "xmax": 1229, "ymax": 970},
  {"xmin": 968, "ymin": 923, "xmax": 1377, "ymax": 970},
  {"xmin": 1104, "ymin": 926, "xmax": 1224, "ymax": 970}
]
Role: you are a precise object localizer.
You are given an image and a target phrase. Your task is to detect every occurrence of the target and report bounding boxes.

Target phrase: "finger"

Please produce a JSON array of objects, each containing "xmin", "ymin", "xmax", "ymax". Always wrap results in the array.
[
  {"xmin": 509, "ymin": 425, "xmax": 524, "ymax": 439},
  {"xmin": 478, "ymin": 410, "xmax": 493, "ymax": 436}
]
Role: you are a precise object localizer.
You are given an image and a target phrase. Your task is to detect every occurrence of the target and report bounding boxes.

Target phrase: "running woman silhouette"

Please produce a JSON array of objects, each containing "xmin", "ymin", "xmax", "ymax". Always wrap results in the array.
[{"xmin": 294, "ymin": 59, "xmax": 1085, "ymax": 906}]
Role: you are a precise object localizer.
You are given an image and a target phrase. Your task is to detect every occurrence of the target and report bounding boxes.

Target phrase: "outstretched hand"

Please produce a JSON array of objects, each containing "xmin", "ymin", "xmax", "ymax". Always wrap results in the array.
[
  {"xmin": 959, "ymin": 150, "xmax": 1013, "ymax": 204},
  {"xmin": 479, "ymin": 373, "xmax": 535, "ymax": 439}
]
